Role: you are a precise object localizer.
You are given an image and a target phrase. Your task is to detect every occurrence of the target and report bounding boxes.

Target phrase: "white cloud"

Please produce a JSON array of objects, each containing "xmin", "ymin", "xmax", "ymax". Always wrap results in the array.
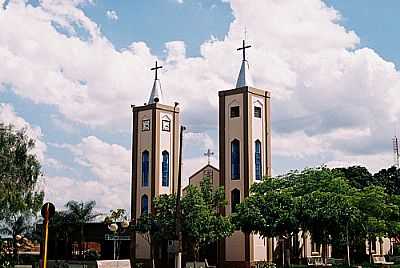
[
  {"xmin": 2, "ymin": 0, "xmax": 400, "ymax": 210},
  {"xmin": 52, "ymin": 136, "xmax": 132, "ymax": 211},
  {"xmin": 106, "ymin": 10, "xmax": 118, "ymax": 21},
  {"xmin": 184, "ymin": 131, "xmax": 215, "ymax": 150},
  {"xmin": 42, "ymin": 175, "xmax": 128, "ymax": 213},
  {"xmin": 0, "ymin": 103, "xmax": 47, "ymax": 161}
]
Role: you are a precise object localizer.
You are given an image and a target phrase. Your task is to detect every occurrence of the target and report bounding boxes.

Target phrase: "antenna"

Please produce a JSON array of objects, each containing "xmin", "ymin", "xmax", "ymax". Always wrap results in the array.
[{"xmin": 393, "ymin": 135, "xmax": 399, "ymax": 168}]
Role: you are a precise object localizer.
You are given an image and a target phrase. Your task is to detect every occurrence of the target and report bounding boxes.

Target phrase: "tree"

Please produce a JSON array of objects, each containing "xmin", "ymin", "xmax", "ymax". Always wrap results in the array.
[
  {"xmin": 135, "ymin": 176, "xmax": 233, "ymax": 266},
  {"xmin": 182, "ymin": 176, "xmax": 234, "ymax": 262},
  {"xmin": 374, "ymin": 166, "xmax": 400, "ymax": 195},
  {"xmin": 49, "ymin": 211, "xmax": 74, "ymax": 260},
  {"xmin": 234, "ymin": 176, "xmax": 299, "ymax": 266},
  {"xmin": 234, "ymin": 167, "xmax": 366, "ymax": 265},
  {"xmin": 0, "ymin": 124, "xmax": 44, "ymax": 265},
  {"xmin": 135, "ymin": 194, "xmax": 176, "ymax": 268},
  {"xmin": 335, "ymin": 166, "xmax": 374, "ymax": 190},
  {"xmin": 65, "ymin": 200, "xmax": 101, "ymax": 259}
]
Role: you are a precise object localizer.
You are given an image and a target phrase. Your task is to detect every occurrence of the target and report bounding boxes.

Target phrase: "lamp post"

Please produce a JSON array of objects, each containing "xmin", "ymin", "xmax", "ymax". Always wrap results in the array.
[
  {"xmin": 108, "ymin": 219, "xmax": 130, "ymax": 260},
  {"xmin": 175, "ymin": 126, "xmax": 185, "ymax": 268}
]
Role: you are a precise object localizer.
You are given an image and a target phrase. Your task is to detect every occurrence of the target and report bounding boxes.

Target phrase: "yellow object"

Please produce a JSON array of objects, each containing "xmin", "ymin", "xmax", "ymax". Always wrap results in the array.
[{"xmin": 43, "ymin": 203, "xmax": 49, "ymax": 268}]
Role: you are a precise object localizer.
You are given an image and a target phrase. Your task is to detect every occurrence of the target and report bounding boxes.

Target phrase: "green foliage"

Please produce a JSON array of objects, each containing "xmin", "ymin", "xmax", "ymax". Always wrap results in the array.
[
  {"xmin": 182, "ymin": 176, "xmax": 234, "ymax": 260},
  {"xmin": 135, "ymin": 194, "xmax": 177, "ymax": 243},
  {"xmin": 104, "ymin": 208, "xmax": 127, "ymax": 226},
  {"xmin": 334, "ymin": 166, "xmax": 374, "ymax": 190},
  {"xmin": 373, "ymin": 166, "xmax": 400, "ymax": 195},
  {"xmin": 0, "ymin": 124, "xmax": 44, "ymax": 265},
  {"xmin": 234, "ymin": 166, "xmax": 400, "ymax": 264},
  {"xmin": 135, "ymin": 176, "xmax": 233, "ymax": 262},
  {"xmin": 65, "ymin": 200, "xmax": 100, "ymax": 226},
  {"xmin": 234, "ymin": 176, "xmax": 298, "ymax": 238}
]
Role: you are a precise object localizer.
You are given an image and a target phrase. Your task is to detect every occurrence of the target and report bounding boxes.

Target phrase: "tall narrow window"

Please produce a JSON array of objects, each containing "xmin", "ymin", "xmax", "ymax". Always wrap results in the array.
[
  {"xmin": 231, "ymin": 189, "xmax": 240, "ymax": 213},
  {"xmin": 162, "ymin": 151, "xmax": 169, "ymax": 187},
  {"xmin": 255, "ymin": 140, "xmax": 262, "ymax": 181},
  {"xmin": 142, "ymin": 151, "xmax": 149, "ymax": 187},
  {"xmin": 141, "ymin": 195, "xmax": 148, "ymax": 214},
  {"xmin": 231, "ymin": 139, "xmax": 240, "ymax": 180}
]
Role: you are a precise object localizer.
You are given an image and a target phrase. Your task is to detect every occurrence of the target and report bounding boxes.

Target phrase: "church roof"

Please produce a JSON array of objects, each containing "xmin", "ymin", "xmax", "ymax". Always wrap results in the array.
[
  {"xmin": 188, "ymin": 164, "xmax": 219, "ymax": 181},
  {"xmin": 236, "ymin": 59, "xmax": 254, "ymax": 88},
  {"xmin": 148, "ymin": 79, "xmax": 163, "ymax": 104}
]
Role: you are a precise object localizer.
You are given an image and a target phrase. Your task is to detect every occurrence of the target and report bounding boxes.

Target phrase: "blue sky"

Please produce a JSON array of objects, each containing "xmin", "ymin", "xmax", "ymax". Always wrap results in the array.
[
  {"xmin": 325, "ymin": 0, "xmax": 400, "ymax": 67},
  {"xmin": 1, "ymin": 0, "xmax": 400, "ymax": 212}
]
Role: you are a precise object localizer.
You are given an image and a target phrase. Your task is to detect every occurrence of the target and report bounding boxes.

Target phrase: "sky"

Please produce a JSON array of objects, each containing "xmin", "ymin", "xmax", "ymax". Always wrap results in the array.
[{"xmin": 1, "ymin": 0, "xmax": 400, "ymax": 213}]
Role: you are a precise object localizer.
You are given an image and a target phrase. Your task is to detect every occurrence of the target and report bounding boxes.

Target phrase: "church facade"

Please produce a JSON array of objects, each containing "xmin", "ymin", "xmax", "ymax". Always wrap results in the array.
[{"xmin": 130, "ymin": 41, "xmax": 273, "ymax": 267}]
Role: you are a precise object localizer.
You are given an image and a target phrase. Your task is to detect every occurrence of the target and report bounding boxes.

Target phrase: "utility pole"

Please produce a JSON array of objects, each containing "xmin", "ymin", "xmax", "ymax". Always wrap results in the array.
[
  {"xmin": 393, "ymin": 135, "xmax": 399, "ymax": 167},
  {"xmin": 175, "ymin": 126, "xmax": 185, "ymax": 268}
]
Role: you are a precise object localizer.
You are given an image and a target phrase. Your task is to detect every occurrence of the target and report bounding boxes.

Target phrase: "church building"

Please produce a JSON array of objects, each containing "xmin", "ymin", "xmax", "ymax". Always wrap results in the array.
[{"xmin": 130, "ymin": 40, "xmax": 273, "ymax": 268}]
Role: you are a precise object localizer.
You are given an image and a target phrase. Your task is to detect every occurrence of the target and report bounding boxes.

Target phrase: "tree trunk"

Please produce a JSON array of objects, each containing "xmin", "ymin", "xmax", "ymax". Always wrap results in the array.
[
  {"xmin": 346, "ymin": 224, "xmax": 350, "ymax": 266},
  {"xmin": 81, "ymin": 224, "xmax": 85, "ymax": 259},
  {"xmin": 151, "ymin": 241, "xmax": 155, "ymax": 268},
  {"xmin": 369, "ymin": 239, "xmax": 372, "ymax": 263},
  {"xmin": 193, "ymin": 243, "xmax": 200, "ymax": 268}
]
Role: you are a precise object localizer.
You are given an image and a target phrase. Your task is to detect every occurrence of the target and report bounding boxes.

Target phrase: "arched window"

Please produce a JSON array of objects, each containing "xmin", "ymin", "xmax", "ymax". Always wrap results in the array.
[
  {"xmin": 231, "ymin": 189, "xmax": 240, "ymax": 213},
  {"xmin": 142, "ymin": 151, "xmax": 149, "ymax": 187},
  {"xmin": 141, "ymin": 195, "xmax": 148, "ymax": 214},
  {"xmin": 162, "ymin": 151, "xmax": 169, "ymax": 187},
  {"xmin": 231, "ymin": 139, "xmax": 240, "ymax": 180},
  {"xmin": 255, "ymin": 140, "xmax": 262, "ymax": 181}
]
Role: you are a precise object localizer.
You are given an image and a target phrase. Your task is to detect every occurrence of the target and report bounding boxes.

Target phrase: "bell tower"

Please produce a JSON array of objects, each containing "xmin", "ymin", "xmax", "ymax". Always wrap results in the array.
[
  {"xmin": 131, "ymin": 61, "xmax": 180, "ymax": 260},
  {"xmin": 219, "ymin": 41, "xmax": 272, "ymax": 267}
]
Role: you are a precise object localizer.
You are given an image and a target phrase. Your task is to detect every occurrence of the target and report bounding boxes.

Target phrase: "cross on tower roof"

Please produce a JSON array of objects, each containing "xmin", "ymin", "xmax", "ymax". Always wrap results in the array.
[
  {"xmin": 204, "ymin": 149, "xmax": 214, "ymax": 165},
  {"xmin": 150, "ymin": 61, "xmax": 163, "ymax": 80},
  {"xmin": 237, "ymin": 40, "xmax": 251, "ymax": 62}
]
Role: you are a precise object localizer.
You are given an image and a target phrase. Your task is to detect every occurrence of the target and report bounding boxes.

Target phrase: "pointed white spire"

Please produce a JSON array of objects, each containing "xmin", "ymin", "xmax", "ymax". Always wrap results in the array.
[
  {"xmin": 148, "ymin": 79, "xmax": 163, "ymax": 104},
  {"xmin": 236, "ymin": 59, "xmax": 254, "ymax": 88},
  {"xmin": 148, "ymin": 61, "xmax": 164, "ymax": 104},
  {"xmin": 235, "ymin": 40, "xmax": 254, "ymax": 88}
]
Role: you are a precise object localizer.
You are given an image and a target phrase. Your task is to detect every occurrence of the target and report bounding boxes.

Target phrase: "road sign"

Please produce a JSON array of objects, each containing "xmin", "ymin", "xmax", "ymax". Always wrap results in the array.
[{"xmin": 41, "ymin": 203, "xmax": 55, "ymax": 219}]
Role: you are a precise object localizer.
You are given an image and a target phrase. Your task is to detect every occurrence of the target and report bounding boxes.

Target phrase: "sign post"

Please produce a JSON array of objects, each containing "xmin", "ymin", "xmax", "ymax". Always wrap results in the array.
[{"xmin": 41, "ymin": 202, "xmax": 55, "ymax": 268}]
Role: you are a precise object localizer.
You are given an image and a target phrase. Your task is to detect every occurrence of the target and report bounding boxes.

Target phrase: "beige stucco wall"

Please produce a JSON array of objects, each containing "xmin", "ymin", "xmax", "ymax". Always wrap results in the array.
[
  {"xmin": 136, "ymin": 233, "xmax": 150, "ymax": 259},
  {"xmin": 226, "ymin": 231, "xmax": 245, "ymax": 261},
  {"xmin": 133, "ymin": 104, "xmax": 180, "ymax": 260},
  {"xmin": 252, "ymin": 235, "xmax": 267, "ymax": 261},
  {"xmin": 188, "ymin": 165, "xmax": 220, "ymax": 190},
  {"xmin": 222, "ymin": 88, "xmax": 271, "ymax": 262},
  {"xmin": 158, "ymin": 111, "xmax": 174, "ymax": 195},
  {"xmin": 366, "ymin": 237, "xmax": 392, "ymax": 256},
  {"xmin": 136, "ymin": 109, "xmax": 153, "ymax": 220}
]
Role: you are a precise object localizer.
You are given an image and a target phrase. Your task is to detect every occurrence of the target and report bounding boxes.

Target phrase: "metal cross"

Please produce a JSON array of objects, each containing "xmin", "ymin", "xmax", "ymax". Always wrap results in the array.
[
  {"xmin": 150, "ymin": 61, "xmax": 163, "ymax": 80},
  {"xmin": 237, "ymin": 39, "xmax": 251, "ymax": 61},
  {"xmin": 204, "ymin": 149, "xmax": 214, "ymax": 165}
]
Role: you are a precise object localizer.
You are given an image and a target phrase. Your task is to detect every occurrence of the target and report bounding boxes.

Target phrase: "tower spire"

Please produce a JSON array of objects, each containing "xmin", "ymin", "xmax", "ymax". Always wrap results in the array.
[
  {"xmin": 148, "ymin": 61, "xmax": 164, "ymax": 104},
  {"xmin": 235, "ymin": 39, "xmax": 254, "ymax": 88}
]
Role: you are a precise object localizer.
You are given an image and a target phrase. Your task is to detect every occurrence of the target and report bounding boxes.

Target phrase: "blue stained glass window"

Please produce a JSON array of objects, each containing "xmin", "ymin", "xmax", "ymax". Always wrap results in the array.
[
  {"xmin": 231, "ymin": 139, "xmax": 240, "ymax": 180},
  {"xmin": 255, "ymin": 140, "xmax": 262, "ymax": 181},
  {"xmin": 142, "ymin": 151, "xmax": 149, "ymax": 187},
  {"xmin": 141, "ymin": 195, "xmax": 148, "ymax": 214},
  {"xmin": 162, "ymin": 151, "xmax": 169, "ymax": 187}
]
